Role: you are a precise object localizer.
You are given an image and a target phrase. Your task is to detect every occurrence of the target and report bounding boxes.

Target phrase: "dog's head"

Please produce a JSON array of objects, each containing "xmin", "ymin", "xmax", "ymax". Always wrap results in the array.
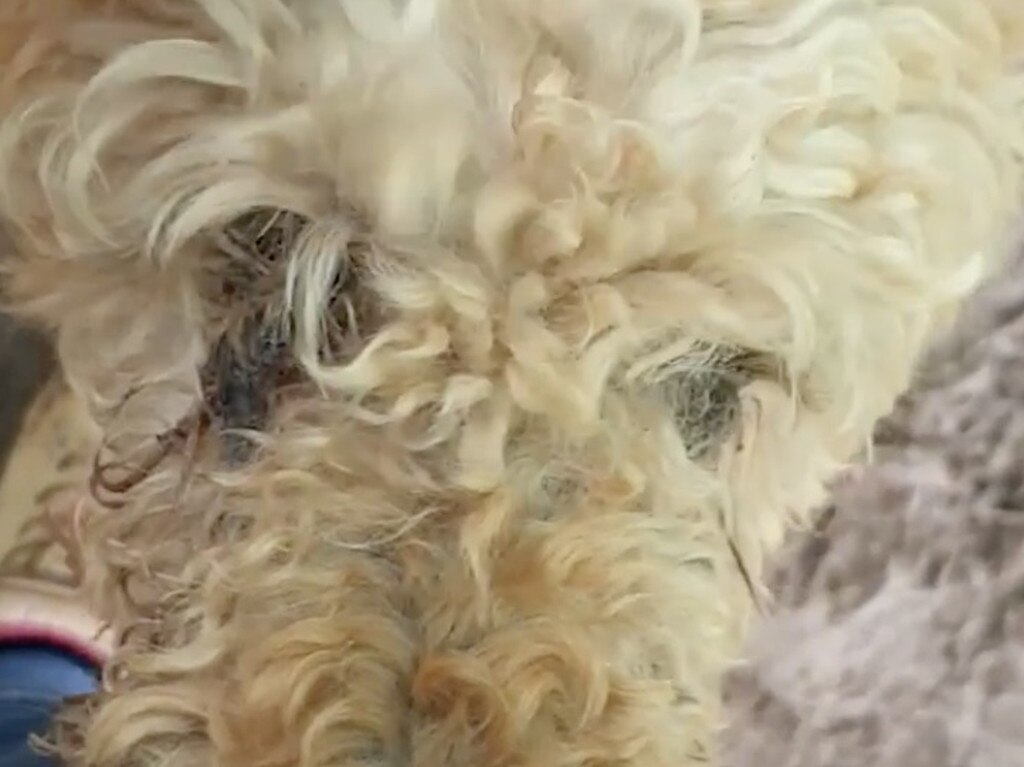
[{"xmin": 1, "ymin": 2, "xmax": 1023, "ymax": 766}]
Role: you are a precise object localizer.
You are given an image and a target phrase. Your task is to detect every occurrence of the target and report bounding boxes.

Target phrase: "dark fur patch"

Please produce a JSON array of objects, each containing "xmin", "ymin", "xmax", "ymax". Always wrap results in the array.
[
  {"xmin": 200, "ymin": 207, "xmax": 369, "ymax": 465},
  {"xmin": 201, "ymin": 208, "xmax": 310, "ymax": 465},
  {"xmin": 668, "ymin": 346, "xmax": 751, "ymax": 460},
  {"xmin": 212, "ymin": 208, "xmax": 309, "ymax": 303},
  {"xmin": 201, "ymin": 316, "xmax": 293, "ymax": 465}
]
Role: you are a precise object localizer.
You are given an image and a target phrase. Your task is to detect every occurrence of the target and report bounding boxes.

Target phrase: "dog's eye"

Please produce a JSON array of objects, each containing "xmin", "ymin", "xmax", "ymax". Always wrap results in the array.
[
  {"xmin": 660, "ymin": 344, "xmax": 759, "ymax": 461},
  {"xmin": 209, "ymin": 208, "xmax": 311, "ymax": 294},
  {"xmin": 198, "ymin": 207, "xmax": 376, "ymax": 465},
  {"xmin": 673, "ymin": 368, "xmax": 742, "ymax": 460},
  {"xmin": 222, "ymin": 208, "xmax": 308, "ymax": 266}
]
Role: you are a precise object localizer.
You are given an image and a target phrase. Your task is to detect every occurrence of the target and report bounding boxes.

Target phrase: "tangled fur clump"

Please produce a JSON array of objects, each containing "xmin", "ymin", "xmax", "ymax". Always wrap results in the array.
[{"xmin": 1, "ymin": 1, "xmax": 1023, "ymax": 765}]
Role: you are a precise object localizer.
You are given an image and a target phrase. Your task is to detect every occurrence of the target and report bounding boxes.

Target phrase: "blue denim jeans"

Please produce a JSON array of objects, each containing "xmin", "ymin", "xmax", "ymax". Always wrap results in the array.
[{"xmin": 0, "ymin": 644, "xmax": 98, "ymax": 767}]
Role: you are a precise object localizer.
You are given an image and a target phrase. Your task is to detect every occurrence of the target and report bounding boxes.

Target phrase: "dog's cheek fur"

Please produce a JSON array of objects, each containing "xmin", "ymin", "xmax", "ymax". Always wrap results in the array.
[{"xmin": 1, "ymin": 1, "xmax": 1023, "ymax": 766}]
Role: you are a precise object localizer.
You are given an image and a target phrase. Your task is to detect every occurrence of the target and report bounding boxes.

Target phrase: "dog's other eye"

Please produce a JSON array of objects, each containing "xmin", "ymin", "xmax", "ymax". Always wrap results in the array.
[
  {"xmin": 659, "ymin": 345, "xmax": 768, "ymax": 461},
  {"xmin": 672, "ymin": 365, "xmax": 744, "ymax": 461}
]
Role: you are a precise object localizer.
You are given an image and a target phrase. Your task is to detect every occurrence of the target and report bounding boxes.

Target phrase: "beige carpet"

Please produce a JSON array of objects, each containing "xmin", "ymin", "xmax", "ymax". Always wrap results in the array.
[
  {"xmin": 723, "ymin": 253, "xmax": 1024, "ymax": 766},
  {"xmin": 0, "ymin": 381, "xmax": 96, "ymax": 559}
]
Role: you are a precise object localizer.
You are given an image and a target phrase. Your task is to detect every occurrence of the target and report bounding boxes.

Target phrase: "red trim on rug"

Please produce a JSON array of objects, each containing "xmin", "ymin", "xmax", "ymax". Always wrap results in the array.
[{"xmin": 0, "ymin": 623, "xmax": 105, "ymax": 668}]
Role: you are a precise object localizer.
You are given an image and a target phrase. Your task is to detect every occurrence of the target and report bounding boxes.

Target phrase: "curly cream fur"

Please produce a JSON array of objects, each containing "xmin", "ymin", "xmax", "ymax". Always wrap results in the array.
[{"xmin": 1, "ymin": 1, "xmax": 1023, "ymax": 765}]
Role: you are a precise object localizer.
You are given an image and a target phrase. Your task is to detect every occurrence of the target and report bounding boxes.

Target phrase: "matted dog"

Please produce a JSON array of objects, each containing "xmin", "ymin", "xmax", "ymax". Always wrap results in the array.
[{"xmin": 1, "ymin": 1, "xmax": 1022, "ymax": 765}]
